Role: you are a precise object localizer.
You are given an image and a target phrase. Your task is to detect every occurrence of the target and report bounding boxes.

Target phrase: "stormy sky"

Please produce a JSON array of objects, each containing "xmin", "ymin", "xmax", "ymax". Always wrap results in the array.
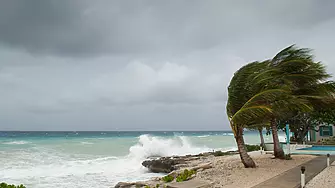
[{"xmin": 1, "ymin": 0, "xmax": 335, "ymax": 131}]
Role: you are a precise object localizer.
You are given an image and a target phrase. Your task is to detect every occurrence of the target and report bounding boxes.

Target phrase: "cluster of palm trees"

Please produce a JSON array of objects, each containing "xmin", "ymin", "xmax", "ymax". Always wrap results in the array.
[{"xmin": 226, "ymin": 45, "xmax": 335, "ymax": 168}]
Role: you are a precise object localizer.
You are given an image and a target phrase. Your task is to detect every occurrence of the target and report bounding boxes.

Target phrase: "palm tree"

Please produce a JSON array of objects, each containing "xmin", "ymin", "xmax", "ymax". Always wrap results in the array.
[
  {"xmin": 258, "ymin": 128, "xmax": 265, "ymax": 149},
  {"xmin": 227, "ymin": 61, "xmax": 287, "ymax": 167},
  {"xmin": 227, "ymin": 45, "xmax": 334, "ymax": 164},
  {"xmin": 265, "ymin": 45, "xmax": 334, "ymax": 158},
  {"xmin": 251, "ymin": 125, "xmax": 269, "ymax": 149}
]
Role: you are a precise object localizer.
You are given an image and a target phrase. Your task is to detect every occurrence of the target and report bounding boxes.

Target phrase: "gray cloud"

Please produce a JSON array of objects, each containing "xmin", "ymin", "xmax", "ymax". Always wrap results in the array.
[
  {"xmin": 1, "ymin": 0, "xmax": 335, "ymax": 57},
  {"xmin": 0, "ymin": 1, "xmax": 335, "ymax": 130}
]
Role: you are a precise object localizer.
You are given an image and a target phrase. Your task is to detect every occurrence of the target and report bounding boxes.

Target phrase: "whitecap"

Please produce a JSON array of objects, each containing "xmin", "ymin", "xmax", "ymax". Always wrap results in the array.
[
  {"xmin": 222, "ymin": 133, "xmax": 234, "ymax": 136},
  {"xmin": 0, "ymin": 134, "xmax": 218, "ymax": 188},
  {"xmin": 197, "ymin": 135, "xmax": 210, "ymax": 138},
  {"xmin": 80, "ymin": 142, "xmax": 93, "ymax": 145},
  {"xmin": 2, "ymin": 141, "xmax": 30, "ymax": 145},
  {"xmin": 128, "ymin": 134, "xmax": 212, "ymax": 160}
]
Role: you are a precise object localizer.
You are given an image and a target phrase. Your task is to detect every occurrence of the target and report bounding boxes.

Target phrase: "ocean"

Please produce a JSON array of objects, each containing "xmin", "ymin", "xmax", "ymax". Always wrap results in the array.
[{"xmin": 0, "ymin": 131, "xmax": 284, "ymax": 188}]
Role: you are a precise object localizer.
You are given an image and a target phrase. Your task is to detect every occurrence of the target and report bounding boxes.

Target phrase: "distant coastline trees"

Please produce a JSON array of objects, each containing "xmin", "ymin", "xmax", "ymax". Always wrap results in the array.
[{"xmin": 226, "ymin": 45, "xmax": 335, "ymax": 167}]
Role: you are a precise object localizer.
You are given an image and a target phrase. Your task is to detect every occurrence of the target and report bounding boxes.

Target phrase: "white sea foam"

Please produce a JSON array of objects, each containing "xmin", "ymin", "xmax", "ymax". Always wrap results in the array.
[
  {"xmin": 222, "ymin": 133, "xmax": 234, "ymax": 136},
  {"xmin": 0, "ymin": 134, "xmax": 255, "ymax": 188},
  {"xmin": 0, "ymin": 132, "xmax": 287, "ymax": 186},
  {"xmin": 2, "ymin": 141, "xmax": 30, "ymax": 145},
  {"xmin": 0, "ymin": 135, "xmax": 216, "ymax": 188},
  {"xmin": 128, "ymin": 135, "xmax": 211, "ymax": 159},
  {"xmin": 197, "ymin": 135, "xmax": 210, "ymax": 138},
  {"xmin": 80, "ymin": 142, "xmax": 93, "ymax": 145}
]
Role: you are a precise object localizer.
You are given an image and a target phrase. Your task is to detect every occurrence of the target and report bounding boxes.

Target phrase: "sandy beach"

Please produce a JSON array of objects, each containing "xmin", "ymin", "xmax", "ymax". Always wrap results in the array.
[
  {"xmin": 116, "ymin": 151, "xmax": 316, "ymax": 188},
  {"xmin": 195, "ymin": 152, "xmax": 316, "ymax": 188}
]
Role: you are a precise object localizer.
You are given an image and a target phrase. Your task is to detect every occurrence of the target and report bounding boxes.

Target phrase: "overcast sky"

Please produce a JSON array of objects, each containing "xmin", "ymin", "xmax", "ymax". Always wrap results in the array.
[{"xmin": 1, "ymin": 0, "xmax": 335, "ymax": 131}]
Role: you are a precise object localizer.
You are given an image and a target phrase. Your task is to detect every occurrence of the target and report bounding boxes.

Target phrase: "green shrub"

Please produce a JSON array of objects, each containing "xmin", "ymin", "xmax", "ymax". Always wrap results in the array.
[
  {"xmin": 0, "ymin": 183, "xmax": 26, "ymax": 188},
  {"xmin": 212, "ymin": 150, "xmax": 233, "ymax": 156},
  {"xmin": 162, "ymin": 175, "xmax": 174, "ymax": 183},
  {"xmin": 284, "ymin": 154, "xmax": 292, "ymax": 160},
  {"xmin": 317, "ymin": 137, "xmax": 335, "ymax": 145},
  {"xmin": 176, "ymin": 169, "xmax": 196, "ymax": 182},
  {"xmin": 144, "ymin": 184, "xmax": 161, "ymax": 188},
  {"xmin": 246, "ymin": 144, "xmax": 261, "ymax": 152},
  {"xmin": 213, "ymin": 151, "xmax": 224, "ymax": 156}
]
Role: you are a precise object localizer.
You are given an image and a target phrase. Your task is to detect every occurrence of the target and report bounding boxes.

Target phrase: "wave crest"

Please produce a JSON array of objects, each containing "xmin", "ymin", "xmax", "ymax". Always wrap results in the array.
[
  {"xmin": 2, "ymin": 141, "xmax": 30, "ymax": 145},
  {"xmin": 128, "ymin": 134, "xmax": 211, "ymax": 159}
]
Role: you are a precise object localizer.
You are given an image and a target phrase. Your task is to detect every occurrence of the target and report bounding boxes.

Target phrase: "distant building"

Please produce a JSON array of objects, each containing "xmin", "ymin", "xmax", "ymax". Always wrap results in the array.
[{"xmin": 309, "ymin": 124, "xmax": 334, "ymax": 142}]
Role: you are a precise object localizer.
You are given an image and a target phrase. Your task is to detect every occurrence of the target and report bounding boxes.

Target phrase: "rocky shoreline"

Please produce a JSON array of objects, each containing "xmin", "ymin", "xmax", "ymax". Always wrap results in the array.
[
  {"xmin": 114, "ymin": 151, "xmax": 238, "ymax": 188},
  {"xmin": 114, "ymin": 151, "xmax": 316, "ymax": 188}
]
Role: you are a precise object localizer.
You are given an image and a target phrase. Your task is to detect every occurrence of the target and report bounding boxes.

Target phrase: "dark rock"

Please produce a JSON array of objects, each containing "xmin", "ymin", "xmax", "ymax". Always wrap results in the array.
[
  {"xmin": 114, "ymin": 182, "xmax": 133, "ymax": 188},
  {"xmin": 142, "ymin": 158, "xmax": 178, "ymax": 173},
  {"xmin": 142, "ymin": 151, "xmax": 237, "ymax": 173},
  {"xmin": 114, "ymin": 182, "xmax": 147, "ymax": 188}
]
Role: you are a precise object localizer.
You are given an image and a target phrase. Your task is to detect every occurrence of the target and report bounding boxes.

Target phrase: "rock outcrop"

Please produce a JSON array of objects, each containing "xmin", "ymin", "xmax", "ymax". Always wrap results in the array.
[
  {"xmin": 114, "ymin": 182, "xmax": 146, "ymax": 188},
  {"xmin": 141, "ymin": 151, "xmax": 237, "ymax": 173},
  {"xmin": 142, "ymin": 157, "xmax": 178, "ymax": 173},
  {"xmin": 114, "ymin": 151, "xmax": 237, "ymax": 187}
]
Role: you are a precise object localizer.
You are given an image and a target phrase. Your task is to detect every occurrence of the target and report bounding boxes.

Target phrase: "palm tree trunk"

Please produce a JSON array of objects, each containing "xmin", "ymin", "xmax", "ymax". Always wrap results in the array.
[
  {"xmin": 258, "ymin": 128, "xmax": 265, "ymax": 148},
  {"xmin": 235, "ymin": 126, "xmax": 256, "ymax": 168},
  {"xmin": 271, "ymin": 118, "xmax": 285, "ymax": 159}
]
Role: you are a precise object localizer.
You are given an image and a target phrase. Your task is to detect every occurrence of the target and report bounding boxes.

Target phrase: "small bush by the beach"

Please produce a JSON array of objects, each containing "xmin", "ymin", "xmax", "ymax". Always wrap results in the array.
[
  {"xmin": 213, "ymin": 151, "xmax": 224, "ymax": 156},
  {"xmin": 162, "ymin": 175, "xmax": 174, "ymax": 183},
  {"xmin": 0, "ymin": 183, "xmax": 26, "ymax": 188},
  {"xmin": 284, "ymin": 154, "xmax": 292, "ymax": 160},
  {"xmin": 144, "ymin": 185, "xmax": 161, "ymax": 188},
  {"xmin": 246, "ymin": 144, "xmax": 261, "ymax": 152},
  {"xmin": 213, "ymin": 150, "xmax": 233, "ymax": 156},
  {"xmin": 317, "ymin": 136, "xmax": 335, "ymax": 145},
  {"xmin": 176, "ymin": 169, "xmax": 196, "ymax": 182}
]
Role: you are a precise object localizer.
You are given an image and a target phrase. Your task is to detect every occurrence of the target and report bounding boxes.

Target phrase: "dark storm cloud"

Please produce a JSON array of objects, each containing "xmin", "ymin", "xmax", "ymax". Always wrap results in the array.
[
  {"xmin": 0, "ymin": 1, "xmax": 335, "ymax": 130},
  {"xmin": 1, "ymin": 0, "xmax": 335, "ymax": 57}
]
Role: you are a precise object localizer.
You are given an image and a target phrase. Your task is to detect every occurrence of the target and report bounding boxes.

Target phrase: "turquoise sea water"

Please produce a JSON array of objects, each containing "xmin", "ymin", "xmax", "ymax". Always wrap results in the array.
[{"xmin": 0, "ymin": 131, "xmax": 282, "ymax": 188}]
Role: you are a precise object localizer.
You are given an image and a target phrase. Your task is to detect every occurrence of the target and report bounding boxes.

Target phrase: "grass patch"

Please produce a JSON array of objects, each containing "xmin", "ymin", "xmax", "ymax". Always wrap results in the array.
[
  {"xmin": 176, "ymin": 169, "xmax": 196, "ymax": 182},
  {"xmin": 162, "ymin": 174, "xmax": 174, "ymax": 183},
  {"xmin": 212, "ymin": 150, "xmax": 235, "ymax": 156},
  {"xmin": 144, "ymin": 185, "xmax": 161, "ymax": 188},
  {"xmin": 284, "ymin": 154, "xmax": 292, "ymax": 160},
  {"xmin": 246, "ymin": 144, "xmax": 261, "ymax": 152},
  {"xmin": 0, "ymin": 183, "xmax": 26, "ymax": 188}
]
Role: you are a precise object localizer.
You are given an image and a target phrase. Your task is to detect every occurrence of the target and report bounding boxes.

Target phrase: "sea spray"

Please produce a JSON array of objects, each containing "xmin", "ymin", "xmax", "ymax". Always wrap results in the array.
[
  {"xmin": 0, "ymin": 134, "xmax": 216, "ymax": 188},
  {"xmin": 0, "ymin": 131, "xmax": 276, "ymax": 188},
  {"xmin": 128, "ymin": 135, "xmax": 212, "ymax": 159}
]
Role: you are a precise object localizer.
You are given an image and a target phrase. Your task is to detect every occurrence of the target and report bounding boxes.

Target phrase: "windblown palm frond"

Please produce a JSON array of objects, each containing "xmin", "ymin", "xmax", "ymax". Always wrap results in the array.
[
  {"xmin": 227, "ymin": 61, "xmax": 265, "ymax": 118},
  {"xmin": 227, "ymin": 62, "xmax": 288, "ymax": 131},
  {"xmin": 272, "ymin": 45, "xmax": 313, "ymax": 66},
  {"xmin": 231, "ymin": 106, "xmax": 273, "ymax": 126}
]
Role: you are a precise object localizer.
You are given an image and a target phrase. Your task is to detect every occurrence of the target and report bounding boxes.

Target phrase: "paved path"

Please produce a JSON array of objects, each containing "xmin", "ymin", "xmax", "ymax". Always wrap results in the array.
[
  {"xmin": 252, "ymin": 155, "xmax": 335, "ymax": 188},
  {"xmin": 306, "ymin": 161, "xmax": 335, "ymax": 188}
]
